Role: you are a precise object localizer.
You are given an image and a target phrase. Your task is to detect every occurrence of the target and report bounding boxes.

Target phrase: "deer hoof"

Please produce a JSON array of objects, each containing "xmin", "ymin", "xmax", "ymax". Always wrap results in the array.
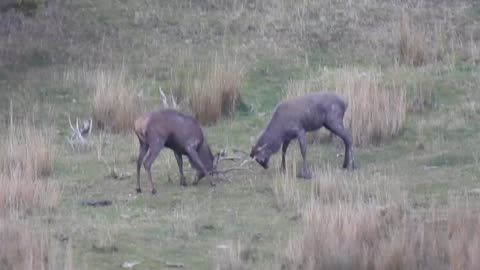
[
  {"xmin": 136, "ymin": 188, "xmax": 142, "ymax": 193},
  {"xmin": 151, "ymin": 189, "xmax": 157, "ymax": 195},
  {"xmin": 180, "ymin": 177, "xmax": 187, "ymax": 187}
]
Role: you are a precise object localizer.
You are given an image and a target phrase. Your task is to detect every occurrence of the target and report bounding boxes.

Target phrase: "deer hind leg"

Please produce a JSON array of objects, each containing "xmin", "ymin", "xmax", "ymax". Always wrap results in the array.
[
  {"xmin": 296, "ymin": 130, "xmax": 312, "ymax": 179},
  {"xmin": 174, "ymin": 152, "xmax": 187, "ymax": 186},
  {"xmin": 325, "ymin": 115, "xmax": 355, "ymax": 170},
  {"xmin": 143, "ymin": 138, "xmax": 166, "ymax": 195},
  {"xmin": 136, "ymin": 141, "xmax": 149, "ymax": 193}
]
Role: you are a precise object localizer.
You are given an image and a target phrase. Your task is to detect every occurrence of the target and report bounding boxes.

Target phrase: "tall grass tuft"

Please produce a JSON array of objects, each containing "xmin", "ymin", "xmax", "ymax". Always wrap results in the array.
[
  {"xmin": 0, "ymin": 108, "xmax": 60, "ymax": 212},
  {"xmin": 91, "ymin": 69, "xmax": 139, "ymax": 133},
  {"xmin": 189, "ymin": 58, "xmax": 244, "ymax": 125},
  {"xmin": 280, "ymin": 168, "xmax": 480, "ymax": 270}
]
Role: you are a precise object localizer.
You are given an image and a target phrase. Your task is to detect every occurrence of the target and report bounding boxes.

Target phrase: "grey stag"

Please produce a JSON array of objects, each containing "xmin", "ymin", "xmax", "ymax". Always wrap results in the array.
[{"xmin": 250, "ymin": 91, "xmax": 356, "ymax": 179}]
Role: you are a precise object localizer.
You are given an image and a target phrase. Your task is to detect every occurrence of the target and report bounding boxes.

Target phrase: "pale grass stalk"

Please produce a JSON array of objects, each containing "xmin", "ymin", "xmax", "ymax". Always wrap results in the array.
[{"xmin": 272, "ymin": 164, "xmax": 301, "ymax": 211}]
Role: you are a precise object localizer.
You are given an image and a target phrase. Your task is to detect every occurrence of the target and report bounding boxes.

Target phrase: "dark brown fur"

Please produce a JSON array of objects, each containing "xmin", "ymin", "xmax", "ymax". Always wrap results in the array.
[
  {"xmin": 134, "ymin": 108, "xmax": 215, "ymax": 194},
  {"xmin": 250, "ymin": 91, "xmax": 356, "ymax": 178}
]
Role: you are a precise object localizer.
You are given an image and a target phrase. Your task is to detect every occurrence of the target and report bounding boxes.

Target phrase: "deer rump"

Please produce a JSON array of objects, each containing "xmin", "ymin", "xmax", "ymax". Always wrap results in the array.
[{"xmin": 134, "ymin": 109, "xmax": 216, "ymax": 194}]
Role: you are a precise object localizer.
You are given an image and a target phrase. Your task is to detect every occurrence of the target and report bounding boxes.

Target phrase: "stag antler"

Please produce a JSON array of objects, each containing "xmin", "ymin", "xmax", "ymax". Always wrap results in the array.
[
  {"xmin": 67, "ymin": 113, "xmax": 93, "ymax": 151},
  {"xmin": 211, "ymin": 148, "xmax": 255, "ymax": 181}
]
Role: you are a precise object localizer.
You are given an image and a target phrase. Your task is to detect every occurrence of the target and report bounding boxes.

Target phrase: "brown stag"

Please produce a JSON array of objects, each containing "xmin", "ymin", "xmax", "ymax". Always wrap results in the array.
[
  {"xmin": 134, "ymin": 108, "xmax": 249, "ymax": 194},
  {"xmin": 250, "ymin": 91, "xmax": 356, "ymax": 179}
]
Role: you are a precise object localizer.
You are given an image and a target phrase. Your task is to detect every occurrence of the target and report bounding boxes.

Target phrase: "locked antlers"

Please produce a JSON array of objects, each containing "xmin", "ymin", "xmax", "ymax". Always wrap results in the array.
[{"xmin": 211, "ymin": 148, "xmax": 255, "ymax": 181}]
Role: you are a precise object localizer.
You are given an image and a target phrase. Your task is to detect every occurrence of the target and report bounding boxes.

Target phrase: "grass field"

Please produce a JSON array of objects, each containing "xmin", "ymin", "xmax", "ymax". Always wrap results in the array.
[{"xmin": 1, "ymin": 0, "xmax": 480, "ymax": 269}]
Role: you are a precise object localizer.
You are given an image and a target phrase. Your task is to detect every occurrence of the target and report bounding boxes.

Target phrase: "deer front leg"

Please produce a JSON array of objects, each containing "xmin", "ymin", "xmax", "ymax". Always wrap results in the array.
[
  {"xmin": 174, "ymin": 152, "xmax": 187, "ymax": 186},
  {"xmin": 185, "ymin": 147, "xmax": 212, "ymax": 186},
  {"xmin": 281, "ymin": 140, "xmax": 291, "ymax": 173},
  {"xmin": 136, "ymin": 142, "xmax": 149, "ymax": 193},
  {"xmin": 296, "ymin": 130, "xmax": 312, "ymax": 179}
]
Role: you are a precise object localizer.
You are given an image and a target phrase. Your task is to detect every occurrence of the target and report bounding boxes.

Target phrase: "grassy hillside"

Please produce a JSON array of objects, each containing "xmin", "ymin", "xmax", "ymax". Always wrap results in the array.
[{"xmin": 1, "ymin": 0, "xmax": 480, "ymax": 269}]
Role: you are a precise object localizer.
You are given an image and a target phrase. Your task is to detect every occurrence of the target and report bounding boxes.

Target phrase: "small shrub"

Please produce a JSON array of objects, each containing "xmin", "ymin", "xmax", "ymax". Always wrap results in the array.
[
  {"xmin": 91, "ymin": 69, "xmax": 139, "ymax": 133},
  {"xmin": 188, "ymin": 58, "xmax": 244, "ymax": 125}
]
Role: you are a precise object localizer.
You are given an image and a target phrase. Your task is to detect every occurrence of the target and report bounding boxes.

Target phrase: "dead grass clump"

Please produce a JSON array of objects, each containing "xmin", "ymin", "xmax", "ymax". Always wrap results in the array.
[
  {"xmin": 287, "ymin": 66, "xmax": 407, "ymax": 146},
  {"xmin": 0, "ymin": 116, "xmax": 60, "ymax": 211},
  {"xmin": 0, "ymin": 219, "xmax": 71, "ymax": 270},
  {"xmin": 0, "ymin": 170, "xmax": 61, "ymax": 211},
  {"xmin": 188, "ymin": 58, "xmax": 244, "ymax": 125},
  {"xmin": 281, "ymin": 195, "xmax": 480, "ymax": 270},
  {"xmin": 280, "ymin": 170, "xmax": 480, "ymax": 270},
  {"xmin": 0, "ymin": 121, "xmax": 55, "ymax": 180},
  {"xmin": 91, "ymin": 69, "xmax": 139, "ymax": 133}
]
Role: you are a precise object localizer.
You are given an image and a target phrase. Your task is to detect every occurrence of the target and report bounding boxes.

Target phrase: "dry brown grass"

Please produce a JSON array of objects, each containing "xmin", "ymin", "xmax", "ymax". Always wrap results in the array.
[
  {"xmin": 91, "ymin": 69, "xmax": 139, "ymax": 133},
  {"xmin": 0, "ymin": 218, "xmax": 72, "ymax": 270},
  {"xmin": 280, "ymin": 168, "xmax": 480, "ymax": 270},
  {"xmin": 0, "ymin": 112, "xmax": 60, "ymax": 212},
  {"xmin": 287, "ymin": 66, "xmax": 408, "ymax": 146},
  {"xmin": 0, "ymin": 123, "xmax": 55, "ymax": 179},
  {"xmin": 0, "ymin": 171, "xmax": 61, "ymax": 212},
  {"xmin": 398, "ymin": 12, "xmax": 428, "ymax": 66},
  {"xmin": 188, "ymin": 57, "xmax": 244, "ymax": 125}
]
